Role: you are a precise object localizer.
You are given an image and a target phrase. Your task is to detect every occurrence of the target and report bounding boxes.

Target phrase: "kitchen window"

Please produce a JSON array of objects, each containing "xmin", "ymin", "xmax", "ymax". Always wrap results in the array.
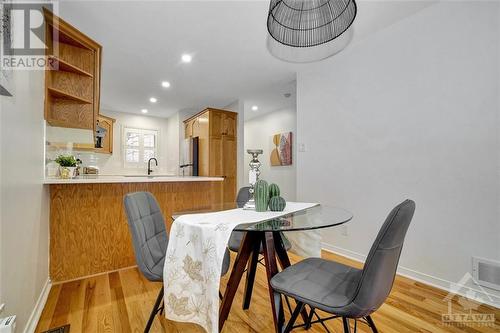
[{"xmin": 123, "ymin": 127, "xmax": 158, "ymax": 167}]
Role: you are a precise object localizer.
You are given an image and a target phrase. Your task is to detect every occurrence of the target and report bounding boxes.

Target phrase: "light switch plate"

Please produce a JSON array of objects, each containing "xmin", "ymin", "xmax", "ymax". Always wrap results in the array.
[{"xmin": 298, "ymin": 143, "xmax": 306, "ymax": 152}]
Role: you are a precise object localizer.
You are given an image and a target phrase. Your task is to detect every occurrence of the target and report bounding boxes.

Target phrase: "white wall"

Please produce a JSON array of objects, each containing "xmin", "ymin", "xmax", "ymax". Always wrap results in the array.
[
  {"xmin": 244, "ymin": 107, "xmax": 296, "ymax": 200},
  {"xmin": 0, "ymin": 69, "xmax": 49, "ymax": 330},
  {"xmin": 46, "ymin": 110, "xmax": 172, "ymax": 175},
  {"xmin": 297, "ymin": 1, "xmax": 500, "ymax": 304}
]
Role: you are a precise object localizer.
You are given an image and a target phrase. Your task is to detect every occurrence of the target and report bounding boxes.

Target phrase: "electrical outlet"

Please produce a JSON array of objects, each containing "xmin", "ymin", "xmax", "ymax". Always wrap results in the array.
[
  {"xmin": 341, "ymin": 225, "xmax": 348, "ymax": 236},
  {"xmin": 298, "ymin": 143, "xmax": 306, "ymax": 152}
]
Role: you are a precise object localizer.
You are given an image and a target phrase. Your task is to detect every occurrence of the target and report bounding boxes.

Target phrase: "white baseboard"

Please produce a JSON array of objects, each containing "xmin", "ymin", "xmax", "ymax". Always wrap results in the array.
[
  {"xmin": 23, "ymin": 278, "xmax": 52, "ymax": 333},
  {"xmin": 322, "ymin": 243, "xmax": 500, "ymax": 309}
]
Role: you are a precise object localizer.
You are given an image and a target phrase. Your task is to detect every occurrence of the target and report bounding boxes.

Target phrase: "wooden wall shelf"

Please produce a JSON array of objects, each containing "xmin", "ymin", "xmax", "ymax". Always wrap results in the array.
[
  {"xmin": 44, "ymin": 8, "xmax": 102, "ymax": 131},
  {"xmin": 47, "ymin": 87, "xmax": 93, "ymax": 104},
  {"xmin": 48, "ymin": 55, "xmax": 93, "ymax": 77}
]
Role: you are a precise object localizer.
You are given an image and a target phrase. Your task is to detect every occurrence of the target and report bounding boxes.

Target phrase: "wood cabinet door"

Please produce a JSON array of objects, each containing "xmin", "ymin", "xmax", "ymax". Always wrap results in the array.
[
  {"xmin": 223, "ymin": 113, "xmax": 237, "ymax": 138},
  {"xmin": 222, "ymin": 136, "xmax": 237, "ymax": 203},
  {"xmin": 95, "ymin": 116, "xmax": 114, "ymax": 154},
  {"xmin": 209, "ymin": 137, "xmax": 223, "ymax": 177},
  {"xmin": 209, "ymin": 111, "xmax": 224, "ymax": 137}
]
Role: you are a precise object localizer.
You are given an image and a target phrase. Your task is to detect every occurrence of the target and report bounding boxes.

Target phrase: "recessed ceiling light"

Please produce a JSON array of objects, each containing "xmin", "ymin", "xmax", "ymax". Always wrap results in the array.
[
  {"xmin": 141, "ymin": 109, "xmax": 148, "ymax": 114},
  {"xmin": 251, "ymin": 105, "xmax": 258, "ymax": 111},
  {"xmin": 181, "ymin": 54, "xmax": 192, "ymax": 63},
  {"xmin": 149, "ymin": 97, "xmax": 157, "ymax": 103},
  {"xmin": 161, "ymin": 81, "xmax": 171, "ymax": 88}
]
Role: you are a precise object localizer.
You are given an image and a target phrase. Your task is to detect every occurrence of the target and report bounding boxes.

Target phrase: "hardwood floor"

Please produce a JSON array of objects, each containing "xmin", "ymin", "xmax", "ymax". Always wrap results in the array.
[{"xmin": 36, "ymin": 250, "xmax": 500, "ymax": 333}]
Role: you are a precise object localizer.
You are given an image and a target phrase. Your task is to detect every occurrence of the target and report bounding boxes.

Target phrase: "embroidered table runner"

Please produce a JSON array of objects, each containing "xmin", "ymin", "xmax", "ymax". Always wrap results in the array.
[{"xmin": 163, "ymin": 202, "xmax": 318, "ymax": 333}]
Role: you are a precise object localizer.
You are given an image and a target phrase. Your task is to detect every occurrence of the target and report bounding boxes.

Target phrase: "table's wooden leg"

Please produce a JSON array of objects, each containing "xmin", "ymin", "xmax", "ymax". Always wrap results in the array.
[
  {"xmin": 273, "ymin": 232, "xmax": 309, "ymax": 324},
  {"xmin": 219, "ymin": 231, "xmax": 259, "ymax": 331},
  {"xmin": 262, "ymin": 232, "xmax": 284, "ymax": 333},
  {"xmin": 242, "ymin": 239, "xmax": 260, "ymax": 310}
]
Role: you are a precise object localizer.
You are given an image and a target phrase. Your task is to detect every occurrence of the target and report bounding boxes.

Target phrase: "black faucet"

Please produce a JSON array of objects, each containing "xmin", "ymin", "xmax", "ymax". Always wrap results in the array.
[{"xmin": 147, "ymin": 157, "xmax": 158, "ymax": 175}]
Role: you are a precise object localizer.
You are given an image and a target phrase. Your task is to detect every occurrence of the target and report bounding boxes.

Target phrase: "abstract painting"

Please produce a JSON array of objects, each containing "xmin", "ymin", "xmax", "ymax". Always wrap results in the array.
[{"xmin": 270, "ymin": 132, "xmax": 292, "ymax": 166}]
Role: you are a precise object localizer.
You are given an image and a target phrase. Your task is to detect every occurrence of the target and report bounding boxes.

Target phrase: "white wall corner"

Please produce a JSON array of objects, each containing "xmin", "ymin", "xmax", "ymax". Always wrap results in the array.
[
  {"xmin": 23, "ymin": 279, "xmax": 52, "ymax": 333},
  {"xmin": 322, "ymin": 244, "xmax": 500, "ymax": 309}
]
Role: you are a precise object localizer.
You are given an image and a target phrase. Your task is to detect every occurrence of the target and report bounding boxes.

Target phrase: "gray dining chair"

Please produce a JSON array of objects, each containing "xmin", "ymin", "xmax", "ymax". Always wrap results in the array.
[
  {"xmin": 124, "ymin": 191, "xmax": 230, "ymax": 332},
  {"xmin": 270, "ymin": 199, "xmax": 416, "ymax": 333}
]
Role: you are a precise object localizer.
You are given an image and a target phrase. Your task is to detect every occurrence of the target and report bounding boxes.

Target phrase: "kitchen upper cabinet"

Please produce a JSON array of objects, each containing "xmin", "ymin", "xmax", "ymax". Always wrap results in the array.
[
  {"xmin": 43, "ymin": 9, "xmax": 102, "ymax": 131},
  {"xmin": 209, "ymin": 111, "xmax": 224, "ymax": 137},
  {"xmin": 209, "ymin": 111, "xmax": 237, "ymax": 138},
  {"xmin": 223, "ymin": 113, "xmax": 237, "ymax": 138},
  {"xmin": 94, "ymin": 115, "xmax": 115, "ymax": 154},
  {"xmin": 183, "ymin": 108, "xmax": 237, "ymax": 201}
]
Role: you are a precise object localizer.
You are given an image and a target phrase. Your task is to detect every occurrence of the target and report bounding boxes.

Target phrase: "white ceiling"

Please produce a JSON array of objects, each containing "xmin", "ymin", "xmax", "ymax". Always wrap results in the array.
[{"xmin": 58, "ymin": 0, "xmax": 435, "ymax": 119}]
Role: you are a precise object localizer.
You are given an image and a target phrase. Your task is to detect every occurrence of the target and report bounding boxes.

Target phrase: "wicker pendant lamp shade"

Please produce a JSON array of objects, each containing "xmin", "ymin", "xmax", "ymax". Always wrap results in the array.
[{"xmin": 267, "ymin": 0, "xmax": 357, "ymax": 62}]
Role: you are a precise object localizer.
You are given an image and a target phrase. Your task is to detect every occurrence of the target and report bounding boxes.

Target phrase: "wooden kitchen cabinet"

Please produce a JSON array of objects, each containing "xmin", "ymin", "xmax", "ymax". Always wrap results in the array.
[
  {"xmin": 222, "ymin": 135, "xmax": 237, "ymax": 203},
  {"xmin": 94, "ymin": 115, "xmax": 115, "ymax": 154},
  {"xmin": 43, "ymin": 9, "xmax": 118, "ymax": 155},
  {"xmin": 184, "ymin": 108, "xmax": 237, "ymax": 202},
  {"xmin": 223, "ymin": 112, "xmax": 237, "ymax": 138},
  {"xmin": 43, "ymin": 9, "xmax": 102, "ymax": 131},
  {"xmin": 209, "ymin": 111, "xmax": 224, "ymax": 137}
]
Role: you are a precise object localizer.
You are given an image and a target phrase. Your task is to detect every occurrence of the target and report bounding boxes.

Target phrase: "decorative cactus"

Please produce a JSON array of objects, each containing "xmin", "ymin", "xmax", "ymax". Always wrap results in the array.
[
  {"xmin": 268, "ymin": 183, "xmax": 280, "ymax": 199},
  {"xmin": 255, "ymin": 179, "xmax": 269, "ymax": 212},
  {"xmin": 269, "ymin": 196, "xmax": 286, "ymax": 212}
]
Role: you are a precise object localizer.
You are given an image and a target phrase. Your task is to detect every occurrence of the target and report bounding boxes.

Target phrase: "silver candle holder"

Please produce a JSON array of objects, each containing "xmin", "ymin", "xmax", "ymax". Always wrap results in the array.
[{"xmin": 243, "ymin": 149, "xmax": 263, "ymax": 210}]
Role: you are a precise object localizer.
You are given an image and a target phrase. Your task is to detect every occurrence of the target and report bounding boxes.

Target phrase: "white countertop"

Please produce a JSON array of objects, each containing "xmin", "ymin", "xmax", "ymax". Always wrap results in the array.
[{"xmin": 43, "ymin": 175, "xmax": 225, "ymax": 184}]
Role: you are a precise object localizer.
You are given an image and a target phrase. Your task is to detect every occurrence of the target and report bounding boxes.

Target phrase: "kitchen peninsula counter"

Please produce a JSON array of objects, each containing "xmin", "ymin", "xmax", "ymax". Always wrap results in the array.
[
  {"xmin": 43, "ymin": 175, "xmax": 224, "ymax": 184},
  {"xmin": 47, "ymin": 176, "xmax": 225, "ymax": 282}
]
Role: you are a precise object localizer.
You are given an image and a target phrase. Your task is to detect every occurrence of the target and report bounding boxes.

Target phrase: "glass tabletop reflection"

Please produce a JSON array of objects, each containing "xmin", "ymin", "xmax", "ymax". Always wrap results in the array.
[{"xmin": 171, "ymin": 202, "xmax": 353, "ymax": 232}]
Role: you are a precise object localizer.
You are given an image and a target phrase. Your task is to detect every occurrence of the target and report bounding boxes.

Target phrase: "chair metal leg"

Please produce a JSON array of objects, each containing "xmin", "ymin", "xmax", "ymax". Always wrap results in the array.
[
  {"xmin": 342, "ymin": 317, "xmax": 351, "ymax": 333},
  {"xmin": 144, "ymin": 286, "xmax": 164, "ymax": 333},
  {"xmin": 273, "ymin": 291, "xmax": 285, "ymax": 333},
  {"xmin": 305, "ymin": 307, "xmax": 314, "ymax": 330},
  {"xmin": 365, "ymin": 315, "xmax": 379, "ymax": 333},
  {"xmin": 284, "ymin": 301, "xmax": 305, "ymax": 333}
]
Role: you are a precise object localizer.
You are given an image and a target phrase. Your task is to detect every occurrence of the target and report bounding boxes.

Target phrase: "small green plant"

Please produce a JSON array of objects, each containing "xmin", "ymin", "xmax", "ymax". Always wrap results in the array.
[{"xmin": 55, "ymin": 155, "xmax": 77, "ymax": 167}]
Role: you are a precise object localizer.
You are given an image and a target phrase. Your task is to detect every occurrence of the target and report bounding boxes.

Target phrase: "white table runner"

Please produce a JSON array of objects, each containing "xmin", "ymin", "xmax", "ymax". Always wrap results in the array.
[{"xmin": 163, "ymin": 202, "xmax": 318, "ymax": 333}]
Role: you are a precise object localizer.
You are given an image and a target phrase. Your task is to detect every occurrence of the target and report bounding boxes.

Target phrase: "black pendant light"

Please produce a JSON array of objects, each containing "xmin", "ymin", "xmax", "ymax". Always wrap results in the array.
[{"xmin": 267, "ymin": 0, "xmax": 357, "ymax": 62}]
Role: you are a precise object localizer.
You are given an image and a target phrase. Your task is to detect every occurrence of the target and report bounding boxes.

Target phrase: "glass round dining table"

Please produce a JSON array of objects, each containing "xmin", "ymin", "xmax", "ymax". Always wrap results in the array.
[{"xmin": 172, "ymin": 203, "xmax": 353, "ymax": 332}]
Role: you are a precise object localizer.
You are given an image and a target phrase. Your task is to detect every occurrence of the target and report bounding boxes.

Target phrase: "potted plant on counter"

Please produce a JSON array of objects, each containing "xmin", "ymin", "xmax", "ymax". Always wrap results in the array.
[{"xmin": 55, "ymin": 154, "xmax": 78, "ymax": 179}]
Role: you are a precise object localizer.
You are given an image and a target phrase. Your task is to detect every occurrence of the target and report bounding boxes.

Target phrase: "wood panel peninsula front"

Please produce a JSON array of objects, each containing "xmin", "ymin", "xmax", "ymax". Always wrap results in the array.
[{"xmin": 44, "ymin": 176, "xmax": 224, "ymax": 282}]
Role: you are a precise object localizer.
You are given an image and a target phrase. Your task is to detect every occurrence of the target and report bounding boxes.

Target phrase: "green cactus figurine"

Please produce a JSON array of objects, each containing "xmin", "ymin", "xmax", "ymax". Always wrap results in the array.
[
  {"xmin": 269, "ymin": 183, "xmax": 280, "ymax": 198},
  {"xmin": 255, "ymin": 179, "xmax": 269, "ymax": 212},
  {"xmin": 269, "ymin": 196, "xmax": 286, "ymax": 212}
]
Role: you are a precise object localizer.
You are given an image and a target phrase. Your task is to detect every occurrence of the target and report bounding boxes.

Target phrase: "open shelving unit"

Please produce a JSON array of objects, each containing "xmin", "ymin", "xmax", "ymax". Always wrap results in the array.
[
  {"xmin": 43, "ymin": 8, "xmax": 102, "ymax": 131},
  {"xmin": 48, "ymin": 55, "xmax": 94, "ymax": 77}
]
